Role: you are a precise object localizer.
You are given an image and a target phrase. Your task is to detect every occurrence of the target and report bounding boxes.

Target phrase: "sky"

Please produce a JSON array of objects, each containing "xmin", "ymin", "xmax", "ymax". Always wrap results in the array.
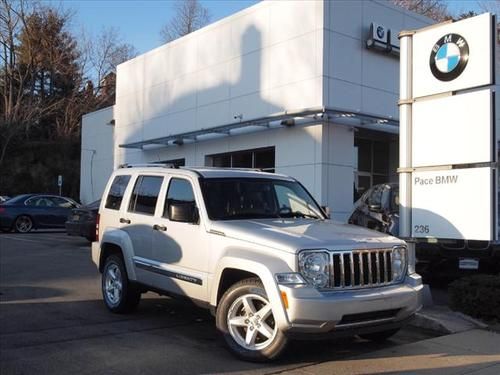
[
  {"xmin": 46, "ymin": 0, "xmax": 259, "ymax": 54},
  {"xmin": 45, "ymin": 0, "xmax": 488, "ymax": 55}
]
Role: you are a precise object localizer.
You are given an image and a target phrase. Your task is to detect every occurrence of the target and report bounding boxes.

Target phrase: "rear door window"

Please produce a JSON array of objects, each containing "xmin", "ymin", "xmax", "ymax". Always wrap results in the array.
[
  {"xmin": 128, "ymin": 176, "xmax": 163, "ymax": 215},
  {"xmin": 50, "ymin": 197, "xmax": 73, "ymax": 208},
  {"xmin": 105, "ymin": 175, "xmax": 131, "ymax": 210},
  {"xmin": 27, "ymin": 196, "xmax": 55, "ymax": 207}
]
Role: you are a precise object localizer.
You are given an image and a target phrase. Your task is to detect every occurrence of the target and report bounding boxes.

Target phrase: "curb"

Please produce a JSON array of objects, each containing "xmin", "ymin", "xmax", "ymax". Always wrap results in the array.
[
  {"xmin": 409, "ymin": 311, "xmax": 452, "ymax": 334},
  {"xmin": 409, "ymin": 308, "xmax": 488, "ymax": 335}
]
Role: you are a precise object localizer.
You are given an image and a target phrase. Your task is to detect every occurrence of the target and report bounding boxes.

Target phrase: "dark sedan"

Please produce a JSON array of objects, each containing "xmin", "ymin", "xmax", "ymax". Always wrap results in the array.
[
  {"xmin": 65, "ymin": 200, "xmax": 100, "ymax": 242},
  {"xmin": 0, "ymin": 194, "xmax": 80, "ymax": 233}
]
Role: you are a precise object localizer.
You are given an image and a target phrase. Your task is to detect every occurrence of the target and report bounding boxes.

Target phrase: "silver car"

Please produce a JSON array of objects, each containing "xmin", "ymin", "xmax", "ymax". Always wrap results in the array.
[{"xmin": 92, "ymin": 165, "xmax": 422, "ymax": 361}]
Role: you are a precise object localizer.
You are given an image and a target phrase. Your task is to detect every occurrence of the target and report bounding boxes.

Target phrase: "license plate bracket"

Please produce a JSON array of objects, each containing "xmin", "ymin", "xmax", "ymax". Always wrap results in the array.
[{"xmin": 459, "ymin": 258, "xmax": 479, "ymax": 270}]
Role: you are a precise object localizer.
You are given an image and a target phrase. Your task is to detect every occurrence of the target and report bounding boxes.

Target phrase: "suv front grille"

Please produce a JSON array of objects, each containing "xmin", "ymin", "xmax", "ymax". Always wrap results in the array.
[{"xmin": 329, "ymin": 249, "xmax": 394, "ymax": 289}]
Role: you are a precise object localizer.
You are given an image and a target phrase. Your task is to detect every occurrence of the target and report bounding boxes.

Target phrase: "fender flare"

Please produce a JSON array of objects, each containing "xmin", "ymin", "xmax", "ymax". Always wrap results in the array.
[
  {"xmin": 100, "ymin": 228, "xmax": 137, "ymax": 281},
  {"xmin": 211, "ymin": 253, "xmax": 292, "ymax": 330}
]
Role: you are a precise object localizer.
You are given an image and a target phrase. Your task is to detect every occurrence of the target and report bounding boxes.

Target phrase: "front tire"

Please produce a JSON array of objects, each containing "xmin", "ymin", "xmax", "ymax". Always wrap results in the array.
[
  {"xmin": 216, "ymin": 278, "xmax": 288, "ymax": 362},
  {"xmin": 102, "ymin": 254, "xmax": 141, "ymax": 313},
  {"xmin": 14, "ymin": 215, "xmax": 33, "ymax": 233}
]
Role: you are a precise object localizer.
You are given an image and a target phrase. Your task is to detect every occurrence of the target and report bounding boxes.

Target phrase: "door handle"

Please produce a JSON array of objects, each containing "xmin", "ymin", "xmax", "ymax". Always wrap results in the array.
[
  {"xmin": 120, "ymin": 218, "xmax": 131, "ymax": 224},
  {"xmin": 153, "ymin": 224, "xmax": 167, "ymax": 231}
]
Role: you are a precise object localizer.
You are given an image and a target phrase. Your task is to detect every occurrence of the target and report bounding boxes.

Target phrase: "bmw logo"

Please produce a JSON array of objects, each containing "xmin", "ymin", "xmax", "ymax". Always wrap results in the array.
[
  {"xmin": 429, "ymin": 33, "xmax": 469, "ymax": 81},
  {"xmin": 376, "ymin": 26, "xmax": 385, "ymax": 39}
]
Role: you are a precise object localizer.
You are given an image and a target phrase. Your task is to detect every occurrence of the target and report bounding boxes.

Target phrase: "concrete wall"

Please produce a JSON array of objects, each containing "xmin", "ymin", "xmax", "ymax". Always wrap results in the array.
[
  {"xmin": 80, "ymin": 106, "xmax": 114, "ymax": 204},
  {"xmin": 115, "ymin": 0, "xmax": 325, "ymax": 168},
  {"xmin": 321, "ymin": 124, "xmax": 355, "ymax": 221},
  {"xmin": 324, "ymin": 0, "xmax": 432, "ymax": 119}
]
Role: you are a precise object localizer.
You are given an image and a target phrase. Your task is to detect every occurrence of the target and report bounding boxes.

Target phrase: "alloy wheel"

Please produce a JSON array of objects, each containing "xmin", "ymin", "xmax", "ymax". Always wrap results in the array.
[
  {"xmin": 15, "ymin": 216, "xmax": 33, "ymax": 233},
  {"xmin": 104, "ymin": 263, "xmax": 123, "ymax": 305},
  {"xmin": 227, "ymin": 293, "xmax": 277, "ymax": 351}
]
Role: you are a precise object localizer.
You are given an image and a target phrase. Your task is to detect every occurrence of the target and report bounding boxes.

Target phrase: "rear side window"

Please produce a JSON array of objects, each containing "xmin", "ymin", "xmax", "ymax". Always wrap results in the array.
[
  {"xmin": 50, "ymin": 197, "xmax": 73, "ymax": 208},
  {"xmin": 129, "ymin": 176, "xmax": 163, "ymax": 215},
  {"xmin": 105, "ymin": 175, "xmax": 131, "ymax": 210},
  {"xmin": 164, "ymin": 178, "xmax": 195, "ymax": 217}
]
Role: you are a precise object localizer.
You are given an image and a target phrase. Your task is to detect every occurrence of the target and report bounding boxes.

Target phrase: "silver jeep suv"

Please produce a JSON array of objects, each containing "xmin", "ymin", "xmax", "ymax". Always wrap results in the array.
[{"xmin": 92, "ymin": 165, "xmax": 423, "ymax": 361}]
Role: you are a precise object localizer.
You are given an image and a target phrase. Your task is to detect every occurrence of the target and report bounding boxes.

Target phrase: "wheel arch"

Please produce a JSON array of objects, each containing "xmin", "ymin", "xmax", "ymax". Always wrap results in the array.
[
  {"xmin": 211, "ymin": 255, "xmax": 291, "ymax": 330},
  {"xmin": 216, "ymin": 268, "xmax": 260, "ymax": 305},
  {"xmin": 99, "ymin": 229, "xmax": 137, "ymax": 280}
]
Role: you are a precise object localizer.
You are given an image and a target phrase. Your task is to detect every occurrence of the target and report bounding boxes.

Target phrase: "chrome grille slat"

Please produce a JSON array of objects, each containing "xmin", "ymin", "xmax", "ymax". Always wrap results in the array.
[
  {"xmin": 367, "ymin": 252, "xmax": 373, "ymax": 285},
  {"xmin": 359, "ymin": 252, "xmax": 364, "ymax": 286},
  {"xmin": 340, "ymin": 254, "xmax": 345, "ymax": 287},
  {"xmin": 349, "ymin": 252, "xmax": 355, "ymax": 287},
  {"xmin": 383, "ymin": 251, "xmax": 388, "ymax": 283},
  {"xmin": 375, "ymin": 251, "xmax": 381, "ymax": 284},
  {"xmin": 328, "ymin": 249, "xmax": 394, "ymax": 290}
]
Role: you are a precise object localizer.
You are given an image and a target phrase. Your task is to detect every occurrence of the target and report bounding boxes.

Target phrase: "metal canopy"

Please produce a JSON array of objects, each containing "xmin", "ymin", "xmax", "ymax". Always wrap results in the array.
[{"xmin": 119, "ymin": 107, "xmax": 399, "ymax": 149}]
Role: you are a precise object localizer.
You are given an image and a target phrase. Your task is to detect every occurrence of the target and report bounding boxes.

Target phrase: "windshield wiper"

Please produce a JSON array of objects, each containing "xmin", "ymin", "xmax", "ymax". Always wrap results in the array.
[{"xmin": 280, "ymin": 211, "xmax": 320, "ymax": 219}]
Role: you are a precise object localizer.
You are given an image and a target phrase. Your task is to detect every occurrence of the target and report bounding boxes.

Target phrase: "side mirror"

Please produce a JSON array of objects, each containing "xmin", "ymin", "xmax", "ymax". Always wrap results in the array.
[
  {"xmin": 368, "ymin": 204, "xmax": 382, "ymax": 212},
  {"xmin": 168, "ymin": 201, "xmax": 199, "ymax": 223}
]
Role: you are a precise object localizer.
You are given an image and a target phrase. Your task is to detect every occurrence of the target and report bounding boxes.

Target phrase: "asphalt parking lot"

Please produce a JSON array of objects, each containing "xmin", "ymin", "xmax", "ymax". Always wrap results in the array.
[{"xmin": 0, "ymin": 231, "xmax": 439, "ymax": 375}]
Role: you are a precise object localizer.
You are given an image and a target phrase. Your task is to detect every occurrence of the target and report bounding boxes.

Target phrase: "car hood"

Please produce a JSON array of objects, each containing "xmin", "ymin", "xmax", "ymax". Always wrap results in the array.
[{"xmin": 210, "ymin": 218, "xmax": 404, "ymax": 253}]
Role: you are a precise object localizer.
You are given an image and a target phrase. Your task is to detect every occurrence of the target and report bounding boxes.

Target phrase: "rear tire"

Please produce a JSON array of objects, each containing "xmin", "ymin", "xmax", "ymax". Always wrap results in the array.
[
  {"xmin": 360, "ymin": 328, "xmax": 400, "ymax": 342},
  {"xmin": 102, "ymin": 254, "xmax": 141, "ymax": 313},
  {"xmin": 14, "ymin": 215, "xmax": 33, "ymax": 233},
  {"xmin": 216, "ymin": 278, "xmax": 288, "ymax": 362}
]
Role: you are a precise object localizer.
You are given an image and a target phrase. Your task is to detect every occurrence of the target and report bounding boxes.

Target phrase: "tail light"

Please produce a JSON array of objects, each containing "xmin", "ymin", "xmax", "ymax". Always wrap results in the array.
[
  {"xmin": 95, "ymin": 213, "xmax": 100, "ymax": 242},
  {"xmin": 0, "ymin": 207, "xmax": 5, "ymax": 213}
]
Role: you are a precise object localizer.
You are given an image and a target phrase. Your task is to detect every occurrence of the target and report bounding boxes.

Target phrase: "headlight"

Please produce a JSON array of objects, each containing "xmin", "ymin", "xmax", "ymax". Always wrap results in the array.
[
  {"xmin": 392, "ymin": 246, "xmax": 407, "ymax": 281},
  {"xmin": 298, "ymin": 251, "xmax": 329, "ymax": 288}
]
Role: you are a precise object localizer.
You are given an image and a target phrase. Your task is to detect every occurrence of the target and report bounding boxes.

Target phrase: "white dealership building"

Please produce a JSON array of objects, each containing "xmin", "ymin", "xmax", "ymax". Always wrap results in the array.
[{"xmin": 81, "ymin": 0, "xmax": 437, "ymax": 221}]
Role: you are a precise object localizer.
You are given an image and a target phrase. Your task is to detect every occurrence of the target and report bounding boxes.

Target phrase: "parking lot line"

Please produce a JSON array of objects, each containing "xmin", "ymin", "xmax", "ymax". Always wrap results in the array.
[
  {"xmin": 0, "ymin": 235, "xmax": 51, "ymax": 244},
  {"xmin": 0, "ymin": 234, "xmax": 86, "ymax": 244}
]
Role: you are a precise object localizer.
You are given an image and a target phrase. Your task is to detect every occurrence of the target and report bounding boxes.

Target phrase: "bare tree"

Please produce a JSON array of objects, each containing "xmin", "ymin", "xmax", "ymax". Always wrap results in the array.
[
  {"xmin": 84, "ymin": 26, "xmax": 136, "ymax": 94},
  {"xmin": 160, "ymin": 0, "xmax": 211, "ymax": 43},
  {"xmin": 0, "ymin": 0, "xmax": 55, "ymax": 166},
  {"xmin": 476, "ymin": 0, "xmax": 500, "ymax": 15},
  {"xmin": 391, "ymin": 0, "xmax": 450, "ymax": 21}
]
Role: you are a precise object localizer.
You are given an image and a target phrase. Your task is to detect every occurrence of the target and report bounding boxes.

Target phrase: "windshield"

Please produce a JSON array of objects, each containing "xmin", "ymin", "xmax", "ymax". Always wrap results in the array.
[{"xmin": 200, "ymin": 178, "xmax": 324, "ymax": 221}]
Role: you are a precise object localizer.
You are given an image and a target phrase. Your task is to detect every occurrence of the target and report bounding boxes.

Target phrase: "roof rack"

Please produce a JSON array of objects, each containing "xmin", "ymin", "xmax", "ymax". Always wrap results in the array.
[
  {"xmin": 118, "ymin": 163, "xmax": 178, "ymax": 169},
  {"xmin": 179, "ymin": 166, "xmax": 264, "ymax": 172}
]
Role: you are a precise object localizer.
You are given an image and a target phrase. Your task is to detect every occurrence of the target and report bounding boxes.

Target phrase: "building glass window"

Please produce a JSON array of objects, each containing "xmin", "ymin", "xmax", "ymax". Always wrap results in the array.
[
  {"xmin": 207, "ymin": 147, "xmax": 275, "ymax": 172},
  {"xmin": 354, "ymin": 138, "xmax": 389, "ymax": 199},
  {"xmin": 155, "ymin": 158, "xmax": 185, "ymax": 167}
]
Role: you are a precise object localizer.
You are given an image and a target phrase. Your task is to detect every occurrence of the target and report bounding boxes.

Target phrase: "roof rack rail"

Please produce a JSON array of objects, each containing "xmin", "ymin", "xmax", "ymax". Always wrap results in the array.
[
  {"xmin": 179, "ymin": 166, "xmax": 263, "ymax": 172},
  {"xmin": 118, "ymin": 163, "xmax": 178, "ymax": 169}
]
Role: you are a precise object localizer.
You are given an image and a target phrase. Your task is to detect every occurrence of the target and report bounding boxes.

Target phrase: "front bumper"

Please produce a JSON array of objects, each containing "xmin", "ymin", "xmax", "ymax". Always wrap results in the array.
[{"xmin": 279, "ymin": 273, "xmax": 423, "ymax": 334}]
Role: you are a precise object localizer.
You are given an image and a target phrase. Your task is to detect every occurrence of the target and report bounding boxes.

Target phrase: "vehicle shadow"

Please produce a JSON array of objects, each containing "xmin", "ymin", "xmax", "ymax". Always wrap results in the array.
[
  {"xmin": 0, "ymin": 295, "xmax": 445, "ymax": 375},
  {"xmin": 0, "ymin": 285, "xmax": 67, "ymax": 302}
]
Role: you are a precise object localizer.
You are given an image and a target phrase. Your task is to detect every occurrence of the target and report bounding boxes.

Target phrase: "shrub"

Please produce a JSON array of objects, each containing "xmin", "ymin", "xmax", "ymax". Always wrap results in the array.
[{"xmin": 448, "ymin": 274, "xmax": 500, "ymax": 321}]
